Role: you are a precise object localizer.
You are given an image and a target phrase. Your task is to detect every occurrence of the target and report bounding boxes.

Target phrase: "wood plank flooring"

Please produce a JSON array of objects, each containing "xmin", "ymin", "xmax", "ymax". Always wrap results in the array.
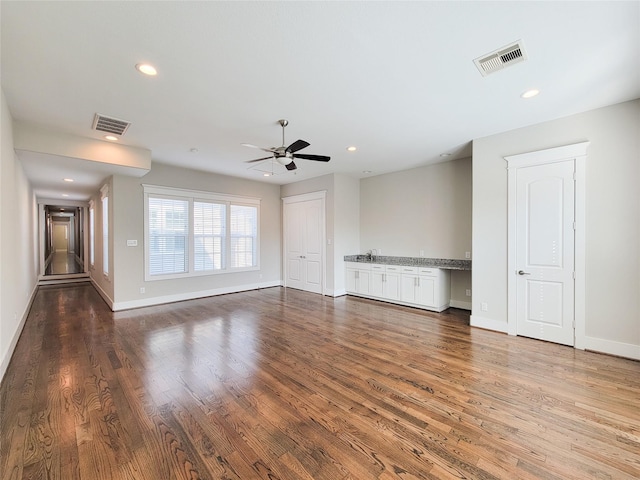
[{"xmin": 1, "ymin": 284, "xmax": 639, "ymax": 479}]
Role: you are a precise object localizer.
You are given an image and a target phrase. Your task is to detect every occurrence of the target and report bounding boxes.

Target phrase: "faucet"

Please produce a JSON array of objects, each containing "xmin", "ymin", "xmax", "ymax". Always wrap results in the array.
[{"xmin": 365, "ymin": 250, "xmax": 373, "ymax": 261}]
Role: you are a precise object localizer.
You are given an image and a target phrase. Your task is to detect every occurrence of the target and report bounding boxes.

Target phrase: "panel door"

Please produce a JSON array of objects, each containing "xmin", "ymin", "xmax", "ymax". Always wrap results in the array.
[
  {"xmin": 302, "ymin": 200, "xmax": 323, "ymax": 293},
  {"xmin": 385, "ymin": 269, "xmax": 401, "ymax": 301},
  {"xmin": 285, "ymin": 198, "xmax": 323, "ymax": 294},
  {"xmin": 370, "ymin": 270, "xmax": 384, "ymax": 297},
  {"xmin": 417, "ymin": 275, "xmax": 437, "ymax": 307},
  {"xmin": 401, "ymin": 274, "xmax": 419, "ymax": 303},
  {"xmin": 516, "ymin": 161, "xmax": 575, "ymax": 346},
  {"xmin": 285, "ymin": 202, "xmax": 305, "ymax": 289}
]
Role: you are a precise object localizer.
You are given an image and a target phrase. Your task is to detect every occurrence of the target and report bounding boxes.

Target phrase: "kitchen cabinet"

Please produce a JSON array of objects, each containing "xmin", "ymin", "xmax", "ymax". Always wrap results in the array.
[
  {"xmin": 347, "ymin": 262, "xmax": 451, "ymax": 312},
  {"xmin": 370, "ymin": 264, "xmax": 401, "ymax": 300},
  {"xmin": 345, "ymin": 262, "xmax": 370, "ymax": 295}
]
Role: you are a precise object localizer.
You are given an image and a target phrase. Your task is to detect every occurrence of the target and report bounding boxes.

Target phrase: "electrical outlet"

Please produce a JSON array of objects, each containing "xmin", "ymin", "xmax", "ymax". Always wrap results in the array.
[
  {"xmin": 466, "ymin": 289, "xmax": 472, "ymax": 297},
  {"xmin": 140, "ymin": 287, "xmax": 145, "ymax": 294},
  {"xmin": 465, "ymin": 251, "xmax": 471, "ymax": 259},
  {"xmin": 378, "ymin": 248, "xmax": 382, "ymax": 255},
  {"xmin": 481, "ymin": 302, "xmax": 488, "ymax": 312},
  {"xmin": 420, "ymin": 250, "xmax": 424, "ymax": 257}
]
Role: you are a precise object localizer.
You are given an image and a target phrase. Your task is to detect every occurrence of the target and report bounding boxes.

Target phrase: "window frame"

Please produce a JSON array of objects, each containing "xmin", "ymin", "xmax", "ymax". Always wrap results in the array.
[
  {"xmin": 143, "ymin": 184, "xmax": 260, "ymax": 282},
  {"xmin": 100, "ymin": 184, "xmax": 109, "ymax": 278},
  {"xmin": 89, "ymin": 200, "xmax": 95, "ymax": 268}
]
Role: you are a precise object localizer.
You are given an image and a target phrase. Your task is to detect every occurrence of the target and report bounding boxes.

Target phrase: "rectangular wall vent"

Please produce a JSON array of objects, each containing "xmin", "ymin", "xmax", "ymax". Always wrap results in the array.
[
  {"xmin": 92, "ymin": 113, "xmax": 131, "ymax": 136},
  {"xmin": 473, "ymin": 40, "xmax": 528, "ymax": 77}
]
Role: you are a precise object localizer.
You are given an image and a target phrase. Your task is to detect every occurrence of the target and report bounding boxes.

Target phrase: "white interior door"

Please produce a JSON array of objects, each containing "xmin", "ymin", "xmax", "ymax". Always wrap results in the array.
[
  {"xmin": 284, "ymin": 197, "xmax": 324, "ymax": 294},
  {"xmin": 53, "ymin": 223, "xmax": 69, "ymax": 252},
  {"xmin": 515, "ymin": 160, "xmax": 575, "ymax": 346}
]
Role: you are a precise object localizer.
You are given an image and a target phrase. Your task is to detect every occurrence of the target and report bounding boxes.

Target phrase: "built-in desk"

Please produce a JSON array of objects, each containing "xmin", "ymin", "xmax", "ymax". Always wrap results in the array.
[{"xmin": 344, "ymin": 255, "xmax": 471, "ymax": 312}]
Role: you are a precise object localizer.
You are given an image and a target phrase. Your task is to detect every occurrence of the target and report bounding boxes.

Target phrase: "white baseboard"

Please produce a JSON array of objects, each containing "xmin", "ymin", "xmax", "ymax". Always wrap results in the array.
[
  {"xmin": 91, "ymin": 278, "xmax": 114, "ymax": 309},
  {"xmin": 331, "ymin": 288, "xmax": 347, "ymax": 297},
  {"xmin": 470, "ymin": 314, "xmax": 508, "ymax": 333},
  {"xmin": 583, "ymin": 336, "xmax": 640, "ymax": 361},
  {"xmin": 111, "ymin": 280, "xmax": 282, "ymax": 311},
  {"xmin": 449, "ymin": 300, "xmax": 471, "ymax": 310},
  {"xmin": 0, "ymin": 282, "xmax": 39, "ymax": 384}
]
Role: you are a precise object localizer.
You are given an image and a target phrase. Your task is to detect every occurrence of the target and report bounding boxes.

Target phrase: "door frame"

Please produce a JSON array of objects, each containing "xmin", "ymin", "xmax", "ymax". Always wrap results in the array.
[
  {"xmin": 505, "ymin": 142, "xmax": 589, "ymax": 349},
  {"xmin": 282, "ymin": 190, "xmax": 327, "ymax": 295}
]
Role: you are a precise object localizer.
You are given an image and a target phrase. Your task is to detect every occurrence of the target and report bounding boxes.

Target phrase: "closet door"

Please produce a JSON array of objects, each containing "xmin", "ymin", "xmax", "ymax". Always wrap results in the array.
[{"xmin": 284, "ymin": 196, "xmax": 324, "ymax": 294}]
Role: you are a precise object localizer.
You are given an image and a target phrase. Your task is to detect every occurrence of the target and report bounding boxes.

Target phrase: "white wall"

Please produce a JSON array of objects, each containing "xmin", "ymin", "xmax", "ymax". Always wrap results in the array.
[
  {"xmin": 109, "ymin": 163, "xmax": 282, "ymax": 310},
  {"xmin": 359, "ymin": 158, "xmax": 473, "ymax": 307},
  {"xmin": 0, "ymin": 90, "xmax": 39, "ymax": 382},
  {"xmin": 333, "ymin": 174, "xmax": 360, "ymax": 296},
  {"xmin": 472, "ymin": 99, "xmax": 640, "ymax": 359}
]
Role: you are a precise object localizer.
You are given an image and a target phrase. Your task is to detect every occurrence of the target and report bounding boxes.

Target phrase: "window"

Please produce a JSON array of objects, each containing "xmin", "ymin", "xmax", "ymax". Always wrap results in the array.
[
  {"xmin": 143, "ymin": 185, "xmax": 259, "ymax": 280},
  {"xmin": 101, "ymin": 185, "xmax": 109, "ymax": 277},
  {"xmin": 230, "ymin": 205, "xmax": 257, "ymax": 268},
  {"xmin": 89, "ymin": 201, "xmax": 95, "ymax": 267},
  {"xmin": 194, "ymin": 201, "xmax": 225, "ymax": 271},
  {"xmin": 148, "ymin": 197, "xmax": 189, "ymax": 275}
]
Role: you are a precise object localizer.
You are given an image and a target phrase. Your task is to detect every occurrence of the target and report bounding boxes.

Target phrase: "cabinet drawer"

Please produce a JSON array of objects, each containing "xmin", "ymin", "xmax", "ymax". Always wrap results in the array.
[
  {"xmin": 346, "ymin": 262, "xmax": 371, "ymax": 270},
  {"xmin": 400, "ymin": 266, "xmax": 418, "ymax": 274},
  {"xmin": 371, "ymin": 264, "xmax": 385, "ymax": 271},
  {"xmin": 419, "ymin": 267, "xmax": 440, "ymax": 276},
  {"xmin": 385, "ymin": 266, "xmax": 401, "ymax": 273}
]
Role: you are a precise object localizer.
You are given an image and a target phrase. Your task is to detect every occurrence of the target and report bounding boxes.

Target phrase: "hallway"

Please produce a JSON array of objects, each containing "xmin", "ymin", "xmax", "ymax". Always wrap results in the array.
[{"xmin": 44, "ymin": 251, "xmax": 84, "ymax": 275}]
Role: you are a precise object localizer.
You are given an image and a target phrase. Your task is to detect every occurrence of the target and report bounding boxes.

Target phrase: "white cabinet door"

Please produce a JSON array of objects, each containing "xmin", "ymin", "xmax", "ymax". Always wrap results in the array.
[
  {"xmin": 357, "ymin": 269, "xmax": 370, "ymax": 294},
  {"xmin": 370, "ymin": 269, "xmax": 384, "ymax": 297},
  {"xmin": 346, "ymin": 267, "xmax": 371, "ymax": 295},
  {"xmin": 417, "ymin": 275, "xmax": 437, "ymax": 307},
  {"xmin": 400, "ymin": 267, "xmax": 419, "ymax": 303},
  {"xmin": 346, "ymin": 268, "xmax": 358, "ymax": 293},
  {"xmin": 385, "ymin": 270, "xmax": 401, "ymax": 300},
  {"xmin": 401, "ymin": 274, "xmax": 418, "ymax": 303}
]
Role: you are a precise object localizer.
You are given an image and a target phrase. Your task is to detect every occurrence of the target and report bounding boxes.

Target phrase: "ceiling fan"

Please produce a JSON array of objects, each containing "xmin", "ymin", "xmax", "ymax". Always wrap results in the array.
[{"xmin": 243, "ymin": 119, "xmax": 330, "ymax": 171}]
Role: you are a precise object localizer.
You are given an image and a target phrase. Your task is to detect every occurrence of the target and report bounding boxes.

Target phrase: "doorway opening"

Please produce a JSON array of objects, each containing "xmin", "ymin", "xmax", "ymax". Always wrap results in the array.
[{"xmin": 41, "ymin": 204, "xmax": 89, "ymax": 283}]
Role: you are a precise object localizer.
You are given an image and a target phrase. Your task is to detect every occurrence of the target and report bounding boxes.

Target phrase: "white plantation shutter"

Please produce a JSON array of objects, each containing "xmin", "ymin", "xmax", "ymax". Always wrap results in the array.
[
  {"xmin": 230, "ymin": 205, "xmax": 257, "ymax": 268},
  {"xmin": 148, "ymin": 197, "xmax": 189, "ymax": 275},
  {"xmin": 143, "ymin": 185, "xmax": 259, "ymax": 280},
  {"xmin": 194, "ymin": 201, "xmax": 225, "ymax": 271}
]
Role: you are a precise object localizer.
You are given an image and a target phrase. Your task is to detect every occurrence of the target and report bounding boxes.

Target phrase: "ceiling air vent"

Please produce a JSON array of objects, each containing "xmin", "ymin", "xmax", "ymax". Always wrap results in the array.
[
  {"xmin": 473, "ymin": 40, "xmax": 528, "ymax": 77},
  {"xmin": 92, "ymin": 113, "xmax": 131, "ymax": 136}
]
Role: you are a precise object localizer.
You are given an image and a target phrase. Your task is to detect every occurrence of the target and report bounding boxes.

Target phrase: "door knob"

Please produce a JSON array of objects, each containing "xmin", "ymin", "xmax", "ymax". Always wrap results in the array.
[{"xmin": 518, "ymin": 270, "xmax": 531, "ymax": 275}]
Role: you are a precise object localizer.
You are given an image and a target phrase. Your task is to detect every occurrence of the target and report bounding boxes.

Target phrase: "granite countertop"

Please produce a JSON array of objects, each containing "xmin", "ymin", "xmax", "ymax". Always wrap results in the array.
[{"xmin": 344, "ymin": 254, "xmax": 471, "ymax": 271}]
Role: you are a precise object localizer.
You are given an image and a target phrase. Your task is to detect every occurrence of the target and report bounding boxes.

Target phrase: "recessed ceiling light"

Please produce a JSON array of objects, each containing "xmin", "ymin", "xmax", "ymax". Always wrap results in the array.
[
  {"xmin": 135, "ymin": 63, "xmax": 157, "ymax": 76},
  {"xmin": 190, "ymin": 148, "xmax": 199, "ymax": 153},
  {"xmin": 440, "ymin": 153, "xmax": 452, "ymax": 158},
  {"xmin": 263, "ymin": 173, "xmax": 271, "ymax": 177},
  {"xmin": 62, "ymin": 194, "xmax": 69, "ymax": 197},
  {"xmin": 63, "ymin": 178, "xmax": 74, "ymax": 182},
  {"xmin": 60, "ymin": 208, "xmax": 65, "ymax": 211},
  {"xmin": 521, "ymin": 88, "xmax": 540, "ymax": 99},
  {"xmin": 104, "ymin": 135, "xmax": 118, "ymax": 141},
  {"xmin": 346, "ymin": 146, "xmax": 357, "ymax": 152},
  {"xmin": 362, "ymin": 170, "xmax": 372, "ymax": 174}
]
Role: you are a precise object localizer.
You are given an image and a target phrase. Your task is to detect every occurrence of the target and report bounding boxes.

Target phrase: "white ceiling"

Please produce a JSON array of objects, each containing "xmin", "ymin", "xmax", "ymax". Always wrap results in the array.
[{"xmin": 2, "ymin": 1, "xmax": 639, "ymax": 201}]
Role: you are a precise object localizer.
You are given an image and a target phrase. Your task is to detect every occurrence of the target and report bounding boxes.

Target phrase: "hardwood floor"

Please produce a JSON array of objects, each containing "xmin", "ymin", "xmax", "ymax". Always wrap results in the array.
[{"xmin": 1, "ymin": 284, "xmax": 639, "ymax": 479}]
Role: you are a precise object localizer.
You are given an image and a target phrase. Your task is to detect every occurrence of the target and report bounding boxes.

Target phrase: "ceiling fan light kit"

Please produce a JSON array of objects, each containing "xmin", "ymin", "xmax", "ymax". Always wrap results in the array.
[{"xmin": 243, "ymin": 119, "xmax": 330, "ymax": 172}]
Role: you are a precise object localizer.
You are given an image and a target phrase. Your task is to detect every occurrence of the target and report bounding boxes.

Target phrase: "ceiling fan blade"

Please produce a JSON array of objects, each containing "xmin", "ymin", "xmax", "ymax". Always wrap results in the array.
[
  {"xmin": 245, "ymin": 155, "xmax": 274, "ymax": 163},
  {"xmin": 286, "ymin": 139, "xmax": 310, "ymax": 154},
  {"xmin": 285, "ymin": 161, "xmax": 297, "ymax": 171},
  {"xmin": 292, "ymin": 153, "xmax": 331, "ymax": 162},
  {"xmin": 242, "ymin": 143, "xmax": 276, "ymax": 153}
]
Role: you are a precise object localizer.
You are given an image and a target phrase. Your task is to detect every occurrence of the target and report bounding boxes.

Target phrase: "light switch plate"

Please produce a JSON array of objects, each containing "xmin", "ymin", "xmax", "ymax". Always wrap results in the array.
[{"xmin": 127, "ymin": 239, "xmax": 138, "ymax": 247}]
